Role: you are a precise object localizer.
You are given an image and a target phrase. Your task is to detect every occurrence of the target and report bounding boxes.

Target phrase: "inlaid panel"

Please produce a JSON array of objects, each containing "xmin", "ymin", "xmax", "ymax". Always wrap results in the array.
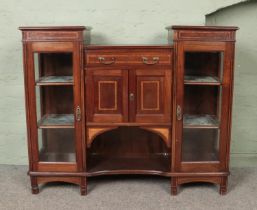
[
  {"xmin": 133, "ymin": 69, "xmax": 171, "ymax": 123},
  {"xmin": 98, "ymin": 81, "xmax": 117, "ymax": 111},
  {"xmin": 138, "ymin": 79, "xmax": 162, "ymax": 113},
  {"xmin": 140, "ymin": 81, "xmax": 160, "ymax": 111},
  {"xmin": 86, "ymin": 69, "xmax": 128, "ymax": 123}
]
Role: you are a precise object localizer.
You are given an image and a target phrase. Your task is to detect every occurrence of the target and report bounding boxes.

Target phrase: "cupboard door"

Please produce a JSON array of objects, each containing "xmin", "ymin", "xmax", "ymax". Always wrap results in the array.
[
  {"xmin": 86, "ymin": 69, "xmax": 128, "ymax": 123},
  {"xmin": 130, "ymin": 69, "xmax": 171, "ymax": 123},
  {"xmin": 175, "ymin": 42, "xmax": 233, "ymax": 172}
]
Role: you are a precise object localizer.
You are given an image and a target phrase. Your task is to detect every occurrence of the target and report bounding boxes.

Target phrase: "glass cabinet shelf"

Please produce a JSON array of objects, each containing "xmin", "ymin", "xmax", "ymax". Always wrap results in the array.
[
  {"xmin": 184, "ymin": 75, "xmax": 221, "ymax": 85},
  {"xmin": 36, "ymin": 76, "xmax": 73, "ymax": 86},
  {"xmin": 38, "ymin": 114, "xmax": 74, "ymax": 128},
  {"xmin": 183, "ymin": 114, "xmax": 219, "ymax": 128},
  {"xmin": 182, "ymin": 151, "xmax": 218, "ymax": 162},
  {"xmin": 39, "ymin": 152, "xmax": 76, "ymax": 162}
]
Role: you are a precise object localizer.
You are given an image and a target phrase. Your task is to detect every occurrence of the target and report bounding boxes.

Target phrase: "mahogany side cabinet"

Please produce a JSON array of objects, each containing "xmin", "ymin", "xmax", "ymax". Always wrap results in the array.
[{"xmin": 19, "ymin": 25, "xmax": 238, "ymax": 195}]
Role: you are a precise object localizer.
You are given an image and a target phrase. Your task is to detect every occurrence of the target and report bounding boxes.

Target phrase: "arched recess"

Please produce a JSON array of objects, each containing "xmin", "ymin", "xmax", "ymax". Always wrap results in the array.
[
  {"xmin": 37, "ymin": 177, "xmax": 81, "ymax": 185},
  {"xmin": 87, "ymin": 126, "xmax": 171, "ymax": 148},
  {"xmin": 177, "ymin": 176, "xmax": 222, "ymax": 186}
]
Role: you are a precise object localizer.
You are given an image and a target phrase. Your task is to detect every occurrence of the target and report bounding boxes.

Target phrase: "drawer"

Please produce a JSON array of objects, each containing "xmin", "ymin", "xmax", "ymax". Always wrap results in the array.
[
  {"xmin": 130, "ymin": 51, "xmax": 172, "ymax": 65},
  {"xmin": 86, "ymin": 52, "xmax": 129, "ymax": 66},
  {"xmin": 85, "ymin": 47, "xmax": 173, "ymax": 66}
]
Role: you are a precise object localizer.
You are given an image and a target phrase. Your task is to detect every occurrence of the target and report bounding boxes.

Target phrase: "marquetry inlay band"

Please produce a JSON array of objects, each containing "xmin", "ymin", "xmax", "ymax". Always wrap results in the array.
[
  {"xmin": 87, "ymin": 127, "xmax": 118, "ymax": 147},
  {"xmin": 98, "ymin": 81, "xmax": 117, "ymax": 111}
]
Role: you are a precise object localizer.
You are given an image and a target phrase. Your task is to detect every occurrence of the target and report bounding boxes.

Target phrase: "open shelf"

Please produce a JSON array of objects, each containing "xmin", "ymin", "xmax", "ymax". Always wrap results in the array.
[
  {"xmin": 38, "ymin": 114, "xmax": 74, "ymax": 128},
  {"xmin": 184, "ymin": 75, "xmax": 220, "ymax": 85},
  {"xmin": 87, "ymin": 154, "xmax": 170, "ymax": 176},
  {"xmin": 36, "ymin": 76, "xmax": 73, "ymax": 86},
  {"xmin": 183, "ymin": 114, "xmax": 219, "ymax": 128},
  {"xmin": 87, "ymin": 126, "xmax": 170, "ymax": 176}
]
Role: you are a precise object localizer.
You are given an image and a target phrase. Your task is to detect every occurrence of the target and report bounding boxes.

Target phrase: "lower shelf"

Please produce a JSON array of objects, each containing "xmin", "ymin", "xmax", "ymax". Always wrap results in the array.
[
  {"xmin": 87, "ymin": 154, "xmax": 170, "ymax": 176},
  {"xmin": 182, "ymin": 152, "xmax": 218, "ymax": 162},
  {"xmin": 39, "ymin": 152, "xmax": 76, "ymax": 162}
]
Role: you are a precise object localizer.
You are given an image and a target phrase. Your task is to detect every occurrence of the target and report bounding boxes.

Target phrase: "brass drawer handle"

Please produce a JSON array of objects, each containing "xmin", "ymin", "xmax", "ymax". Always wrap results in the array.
[
  {"xmin": 98, "ymin": 56, "xmax": 116, "ymax": 65},
  {"xmin": 176, "ymin": 105, "xmax": 182, "ymax": 121},
  {"xmin": 76, "ymin": 106, "xmax": 81, "ymax": 121},
  {"xmin": 142, "ymin": 56, "xmax": 159, "ymax": 65}
]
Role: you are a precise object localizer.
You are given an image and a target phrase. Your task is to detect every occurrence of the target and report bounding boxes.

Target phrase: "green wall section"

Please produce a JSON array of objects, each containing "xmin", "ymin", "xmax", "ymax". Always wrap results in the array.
[
  {"xmin": 0, "ymin": 0, "xmax": 255, "ymax": 166},
  {"xmin": 206, "ymin": 0, "xmax": 257, "ymax": 166}
]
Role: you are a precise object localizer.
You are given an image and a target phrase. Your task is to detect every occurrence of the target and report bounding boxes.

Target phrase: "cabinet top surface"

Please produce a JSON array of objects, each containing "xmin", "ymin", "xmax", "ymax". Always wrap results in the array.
[
  {"xmin": 19, "ymin": 25, "xmax": 239, "ymax": 32},
  {"xmin": 19, "ymin": 26, "xmax": 87, "ymax": 31},
  {"xmin": 169, "ymin": 25, "xmax": 239, "ymax": 31}
]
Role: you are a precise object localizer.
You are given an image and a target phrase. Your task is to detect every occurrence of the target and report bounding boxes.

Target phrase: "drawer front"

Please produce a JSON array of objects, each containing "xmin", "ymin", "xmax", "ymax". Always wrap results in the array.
[
  {"xmin": 131, "ymin": 51, "xmax": 172, "ymax": 65},
  {"xmin": 85, "ymin": 49, "xmax": 173, "ymax": 66},
  {"xmin": 86, "ymin": 52, "xmax": 129, "ymax": 66}
]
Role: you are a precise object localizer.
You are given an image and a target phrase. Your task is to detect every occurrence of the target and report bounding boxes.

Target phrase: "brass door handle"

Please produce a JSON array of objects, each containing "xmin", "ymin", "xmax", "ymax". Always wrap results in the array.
[
  {"xmin": 98, "ymin": 56, "xmax": 116, "ymax": 65},
  {"xmin": 176, "ymin": 105, "xmax": 182, "ymax": 121},
  {"xmin": 76, "ymin": 106, "xmax": 81, "ymax": 121},
  {"xmin": 142, "ymin": 56, "xmax": 159, "ymax": 65}
]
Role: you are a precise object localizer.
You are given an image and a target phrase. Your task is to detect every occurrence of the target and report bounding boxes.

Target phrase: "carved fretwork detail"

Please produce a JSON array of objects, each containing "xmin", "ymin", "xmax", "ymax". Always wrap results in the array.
[{"xmin": 87, "ymin": 127, "xmax": 118, "ymax": 148}]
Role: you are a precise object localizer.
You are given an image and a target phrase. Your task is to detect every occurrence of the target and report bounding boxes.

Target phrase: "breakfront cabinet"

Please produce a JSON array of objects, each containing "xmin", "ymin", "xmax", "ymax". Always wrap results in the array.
[{"xmin": 19, "ymin": 25, "xmax": 238, "ymax": 195}]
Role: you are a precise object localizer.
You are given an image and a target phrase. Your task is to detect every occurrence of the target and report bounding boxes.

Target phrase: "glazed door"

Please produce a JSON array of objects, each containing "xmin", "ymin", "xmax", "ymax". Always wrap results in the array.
[
  {"xmin": 175, "ymin": 42, "xmax": 232, "ymax": 172},
  {"xmin": 86, "ymin": 69, "xmax": 128, "ymax": 123},
  {"xmin": 26, "ymin": 41, "xmax": 83, "ymax": 172},
  {"xmin": 130, "ymin": 69, "xmax": 171, "ymax": 123}
]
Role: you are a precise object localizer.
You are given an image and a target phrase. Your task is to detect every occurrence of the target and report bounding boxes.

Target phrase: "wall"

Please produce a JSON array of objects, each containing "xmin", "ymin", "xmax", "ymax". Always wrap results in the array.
[
  {"xmin": 0, "ymin": 0, "xmax": 247, "ymax": 165},
  {"xmin": 207, "ymin": 0, "xmax": 257, "ymax": 166}
]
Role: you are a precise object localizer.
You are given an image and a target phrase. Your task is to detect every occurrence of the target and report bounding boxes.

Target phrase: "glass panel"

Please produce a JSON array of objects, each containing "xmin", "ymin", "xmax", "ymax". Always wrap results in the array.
[
  {"xmin": 184, "ymin": 51, "xmax": 224, "ymax": 84},
  {"xmin": 34, "ymin": 53, "xmax": 73, "ymax": 85},
  {"xmin": 182, "ymin": 51, "xmax": 223, "ymax": 162},
  {"xmin": 182, "ymin": 129, "xmax": 219, "ymax": 161},
  {"xmin": 34, "ymin": 52, "xmax": 76, "ymax": 162},
  {"xmin": 38, "ymin": 129, "xmax": 75, "ymax": 162},
  {"xmin": 35, "ymin": 86, "xmax": 74, "ymax": 128}
]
